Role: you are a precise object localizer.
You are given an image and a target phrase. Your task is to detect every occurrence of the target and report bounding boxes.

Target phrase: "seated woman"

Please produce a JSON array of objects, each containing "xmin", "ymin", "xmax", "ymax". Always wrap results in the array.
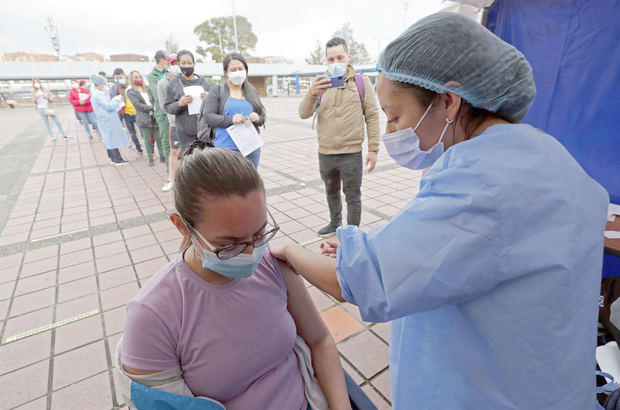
[
  {"xmin": 202, "ymin": 53, "xmax": 266, "ymax": 168},
  {"xmin": 120, "ymin": 143, "xmax": 350, "ymax": 410}
]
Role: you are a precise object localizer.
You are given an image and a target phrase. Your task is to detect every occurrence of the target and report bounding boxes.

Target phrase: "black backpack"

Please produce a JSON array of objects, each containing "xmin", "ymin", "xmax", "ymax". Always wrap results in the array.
[{"xmin": 197, "ymin": 85, "xmax": 217, "ymax": 143}]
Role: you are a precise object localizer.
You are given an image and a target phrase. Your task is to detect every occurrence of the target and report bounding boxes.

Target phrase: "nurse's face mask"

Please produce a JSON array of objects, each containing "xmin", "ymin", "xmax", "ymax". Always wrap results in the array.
[
  {"xmin": 182, "ymin": 210, "xmax": 279, "ymax": 279},
  {"xmin": 382, "ymin": 102, "xmax": 453, "ymax": 170}
]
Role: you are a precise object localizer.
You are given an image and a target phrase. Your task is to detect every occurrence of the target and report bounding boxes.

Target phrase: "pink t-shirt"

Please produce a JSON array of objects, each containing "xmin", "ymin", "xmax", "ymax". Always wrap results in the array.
[{"xmin": 122, "ymin": 248, "xmax": 307, "ymax": 409}]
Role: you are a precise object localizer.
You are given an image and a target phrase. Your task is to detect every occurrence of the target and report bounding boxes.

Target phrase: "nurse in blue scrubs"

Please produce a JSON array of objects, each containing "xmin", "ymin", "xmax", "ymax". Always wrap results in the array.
[{"xmin": 271, "ymin": 12, "xmax": 609, "ymax": 410}]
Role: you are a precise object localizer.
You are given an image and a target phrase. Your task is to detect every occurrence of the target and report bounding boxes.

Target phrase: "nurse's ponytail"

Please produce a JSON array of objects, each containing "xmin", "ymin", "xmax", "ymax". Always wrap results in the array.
[{"xmin": 173, "ymin": 141, "xmax": 264, "ymax": 252}]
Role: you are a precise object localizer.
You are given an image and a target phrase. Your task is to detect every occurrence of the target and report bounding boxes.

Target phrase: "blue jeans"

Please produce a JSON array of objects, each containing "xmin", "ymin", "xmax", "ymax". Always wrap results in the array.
[
  {"xmin": 123, "ymin": 113, "xmax": 142, "ymax": 152},
  {"xmin": 77, "ymin": 111, "xmax": 97, "ymax": 137},
  {"xmin": 244, "ymin": 148, "xmax": 261, "ymax": 168},
  {"xmin": 38, "ymin": 108, "xmax": 66, "ymax": 138}
]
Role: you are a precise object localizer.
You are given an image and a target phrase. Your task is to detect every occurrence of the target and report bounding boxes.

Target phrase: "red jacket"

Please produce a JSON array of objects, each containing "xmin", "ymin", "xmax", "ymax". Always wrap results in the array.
[{"xmin": 69, "ymin": 88, "xmax": 94, "ymax": 113}]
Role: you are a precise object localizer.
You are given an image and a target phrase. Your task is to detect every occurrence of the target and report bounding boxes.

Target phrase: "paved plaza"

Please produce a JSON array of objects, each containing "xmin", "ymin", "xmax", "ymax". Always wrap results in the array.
[{"xmin": 0, "ymin": 98, "xmax": 424, "ymax": 409}]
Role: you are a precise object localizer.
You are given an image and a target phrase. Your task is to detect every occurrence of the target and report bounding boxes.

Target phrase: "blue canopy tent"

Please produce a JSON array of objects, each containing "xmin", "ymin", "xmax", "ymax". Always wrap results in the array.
[{"xmin": 484, "ymin": 0, "xmax": 620, "ymax": 277}]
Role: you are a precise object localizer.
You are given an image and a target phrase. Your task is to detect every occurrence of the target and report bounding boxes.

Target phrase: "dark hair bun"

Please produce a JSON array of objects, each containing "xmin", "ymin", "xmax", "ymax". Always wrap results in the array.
[{"xmin": 181, "ymin": 140, "xmax": 214, "ymax": 158}]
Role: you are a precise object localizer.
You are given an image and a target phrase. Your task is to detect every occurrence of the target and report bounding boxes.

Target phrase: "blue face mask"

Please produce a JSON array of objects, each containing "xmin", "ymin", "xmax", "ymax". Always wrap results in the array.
[
  {"xmin": 169, "ymin": 65, "xmax": 181, "ymax": 76},
  {"xmin": 190, "ymin": 227, "xmax": 268, "ymax": 279},
  {"xmin": 382, "ymin": 102, "xmax": 453, "ymax": 170},
  {"xmin": 327, "ymin": 62, "xmax": 347, "ymax": 77},
  {"xmin": 118, "ymin": 78, "xmax": 126, "ymax": 86}
]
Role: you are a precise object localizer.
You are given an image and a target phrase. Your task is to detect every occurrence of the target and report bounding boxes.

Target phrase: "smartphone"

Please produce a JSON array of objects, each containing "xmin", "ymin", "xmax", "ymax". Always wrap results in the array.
[{"xmin": 328, "ymin": 76, "xmax": 345, "ymax": 88}]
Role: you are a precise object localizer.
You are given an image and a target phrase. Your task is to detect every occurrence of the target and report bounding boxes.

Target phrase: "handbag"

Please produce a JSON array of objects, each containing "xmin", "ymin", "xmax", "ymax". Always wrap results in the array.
[{"xmin": 45, "ymin": 108, "xmax": 56, "ymax": 116}]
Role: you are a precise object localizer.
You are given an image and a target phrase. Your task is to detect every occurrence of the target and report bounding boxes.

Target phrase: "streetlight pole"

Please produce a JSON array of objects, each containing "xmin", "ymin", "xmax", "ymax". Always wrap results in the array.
[
  {"xmin": 43, "ymin": 17, "xmax": 60, "ymax": 61},
  {"xmin": 232, "ymin": 0, "xmax": 239, "ymax": 52}
]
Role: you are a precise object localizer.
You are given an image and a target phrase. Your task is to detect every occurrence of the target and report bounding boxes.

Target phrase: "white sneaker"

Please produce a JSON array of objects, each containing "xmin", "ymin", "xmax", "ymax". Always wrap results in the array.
[
  {"xmin": 51, "ymin": 136, "xmax": 56, "ymax": 141},
  {"xmin": 63, "ymin": 135, "xmax": 72, "ymax": 140},
  {"xmin": 161, "ymin": 181, "xmax": 174, "ymax": 192}
]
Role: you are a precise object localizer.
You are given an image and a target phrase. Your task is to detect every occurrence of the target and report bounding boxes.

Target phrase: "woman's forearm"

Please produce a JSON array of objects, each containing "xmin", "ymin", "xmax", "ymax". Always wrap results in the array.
[
  {"xmin": 283, "ymin": 243, "xmax": 343, "ymax": 301},
  {"xmin": 310, "ymin": 337, "xmax": 351, "ymax": 410}
]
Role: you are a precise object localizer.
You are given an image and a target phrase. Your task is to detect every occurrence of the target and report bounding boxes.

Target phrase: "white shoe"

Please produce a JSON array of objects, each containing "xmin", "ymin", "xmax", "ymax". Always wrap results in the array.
[
  {"xmin": 51, "ymin": 136, "xmax": 56, "ymax": 141},
  {"xmin": 63, "ymin": 135, "xmax": 72, "ymax": 140},
  {"xmin": 161, "ymin": 181, "xmax": 174, "ymax": 192}
]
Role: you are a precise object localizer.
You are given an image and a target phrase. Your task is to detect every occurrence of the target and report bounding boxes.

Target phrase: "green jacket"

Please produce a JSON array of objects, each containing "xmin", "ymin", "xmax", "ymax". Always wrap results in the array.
[{"xmin": 147, "ymin": 67, "xmax": 167, "ymax": 118}]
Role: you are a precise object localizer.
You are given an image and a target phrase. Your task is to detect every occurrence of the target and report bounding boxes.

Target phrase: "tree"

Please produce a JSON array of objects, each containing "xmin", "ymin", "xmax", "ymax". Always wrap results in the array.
[
  {"xmin": 305, "ymin": 40, "xmax": 325, "ymax": 65},
  {"xmin": 165, "ymin": 35, "xmax": 179, "ymax": 55},
  {"xmin": 332, "ymin": 22, "xmax": 371, "ymax": 65},
  {"xmin": 194, "ymin": 16, "xmax": 257, "ymax": 63}
]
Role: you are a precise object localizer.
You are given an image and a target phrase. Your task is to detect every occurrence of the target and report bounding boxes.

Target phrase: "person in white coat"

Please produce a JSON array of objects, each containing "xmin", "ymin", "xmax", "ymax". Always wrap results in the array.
[{"xmin": 90, "ymin": 74, "xmax": 130, "ymax": 165}]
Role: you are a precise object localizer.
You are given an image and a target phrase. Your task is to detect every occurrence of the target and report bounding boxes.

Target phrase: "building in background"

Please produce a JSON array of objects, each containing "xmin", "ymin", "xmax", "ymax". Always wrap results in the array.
[
  {"xmin": 110, "ymin": 54, "xmax": 149, "ymax": 62},
  {"xmin": 246, "ymin": 56, "xmax": 293, "ymax": 64}
]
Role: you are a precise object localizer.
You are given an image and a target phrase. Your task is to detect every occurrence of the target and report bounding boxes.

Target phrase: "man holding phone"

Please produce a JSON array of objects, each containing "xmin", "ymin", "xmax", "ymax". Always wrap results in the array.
[{"xmin": 299, "ymin": 37, "xmax": 380, "ymax": 236}]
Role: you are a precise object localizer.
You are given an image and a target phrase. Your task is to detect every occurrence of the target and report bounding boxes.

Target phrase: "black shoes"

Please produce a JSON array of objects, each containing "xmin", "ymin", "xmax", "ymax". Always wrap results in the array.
[{"xmin": 318, "ymin": 223, "xmax": 341, "ymax": 236}]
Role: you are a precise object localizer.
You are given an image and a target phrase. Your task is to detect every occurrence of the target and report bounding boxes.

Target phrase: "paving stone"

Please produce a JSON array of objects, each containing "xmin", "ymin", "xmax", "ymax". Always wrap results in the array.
[
  {"xmin": 51, "ymin": 371, "xmax": 113, "ymax": 410},
  {"xmin": 52, "ymin": 340, "xmax": 108, "ymax": 390},
  {"xmin": 0, "ymin": 331, "xmax": 51, "ymax": 374},
  {"xmin": 321, "ymin": 305, "xmax": 364, "ymax": 343},
  {"xmin": 9, "ymin": 287, "xmax": 55, "ymax": 317},
  {"xmin": 54, "ymin": 314, "xmax": 103, "ymax": 354},
  {"xmin": 338, "ymin": 330, "xmax": 389, "ymax": 379},
  {"xmin": 362, "ymin": 384, "xmax": 392, "ymax": 410},
  {"xmin": 57, "ymin": 275, "xmax": 97, "ymax": 303},
  {"xmin": 371, "ymin": 369, "xmax": 391, "ymax": 403},
  {"xmin": 0, "ymin": 359, "xmax": 49, "ymax": 409}
]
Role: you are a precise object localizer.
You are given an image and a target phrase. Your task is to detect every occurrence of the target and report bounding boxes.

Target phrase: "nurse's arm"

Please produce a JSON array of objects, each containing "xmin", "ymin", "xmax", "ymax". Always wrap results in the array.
[
  {"xmin": 280, "ymin": 261, "xmax": 351, "ymax": 410},
  {"xmin": 274, "ymin": 242, "xmax": 344, "ymax": 302}
]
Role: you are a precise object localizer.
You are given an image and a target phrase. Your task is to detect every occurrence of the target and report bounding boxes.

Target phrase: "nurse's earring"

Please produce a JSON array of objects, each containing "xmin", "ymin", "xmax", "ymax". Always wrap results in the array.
[{"xmin": 438, "ymin": 117, "xmax": 454, "ymax": 143}]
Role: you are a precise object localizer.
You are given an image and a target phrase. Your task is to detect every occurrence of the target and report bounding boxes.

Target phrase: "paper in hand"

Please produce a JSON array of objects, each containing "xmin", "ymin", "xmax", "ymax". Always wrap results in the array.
[
  {"xmin": 226, "ymin": 119, "xmax": 264, "ymax": 157},
  {"xmin": 183, "ymin": 85, "xmax": 205, "ymax": 115}
]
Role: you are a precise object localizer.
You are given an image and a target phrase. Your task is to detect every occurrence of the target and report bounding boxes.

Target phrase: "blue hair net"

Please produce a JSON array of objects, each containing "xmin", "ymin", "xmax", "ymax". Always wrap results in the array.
[
  {"xmin": 377, "ymin": 12, "xmax": 536, "ymax": 123},
  {"xmin": 89, "ymin": 74, "xmax": 105, "ymax": 85}
]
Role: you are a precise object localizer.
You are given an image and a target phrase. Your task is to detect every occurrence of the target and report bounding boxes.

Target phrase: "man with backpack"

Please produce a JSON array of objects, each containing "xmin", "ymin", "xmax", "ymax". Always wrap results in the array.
[{"xmin": 299, "ymin": 37, "xmax": 380, "ymax": 236}]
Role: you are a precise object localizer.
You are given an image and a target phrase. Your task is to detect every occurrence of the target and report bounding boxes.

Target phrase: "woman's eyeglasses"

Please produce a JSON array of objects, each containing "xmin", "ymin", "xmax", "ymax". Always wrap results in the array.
[{"xmin": 192, "ymin": 209, "xmax": 280, "ymax": 260}]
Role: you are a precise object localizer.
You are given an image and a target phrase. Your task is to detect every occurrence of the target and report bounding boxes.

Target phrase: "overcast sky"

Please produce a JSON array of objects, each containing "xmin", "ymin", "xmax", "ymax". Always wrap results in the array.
[{"xmin": 0, "ymin": 0, "xmax": 453, "ymax": 64}]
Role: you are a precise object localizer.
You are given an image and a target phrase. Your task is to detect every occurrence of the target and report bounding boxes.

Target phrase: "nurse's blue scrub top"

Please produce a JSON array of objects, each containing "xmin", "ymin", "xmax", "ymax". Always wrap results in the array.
[{"xmin": 337, "ymin": 123, "xmax": 608, "ymax": 409}]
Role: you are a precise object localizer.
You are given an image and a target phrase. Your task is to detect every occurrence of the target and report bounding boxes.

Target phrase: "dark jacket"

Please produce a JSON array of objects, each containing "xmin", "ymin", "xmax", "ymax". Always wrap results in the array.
[
  {"xmin": 202, "ymin": 83, "xmax": 266, "ymax": 132},
  {"xmin": 164, "ymin": 75, "xmax": 210, "ymax": 137},
  {"xmin": 127, "ymin": 88, "xmax": 157, "ymax": 128}
]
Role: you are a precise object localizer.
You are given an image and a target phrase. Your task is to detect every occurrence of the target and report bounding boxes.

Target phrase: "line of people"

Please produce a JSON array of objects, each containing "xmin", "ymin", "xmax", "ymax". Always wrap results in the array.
[{"xmin": 79, "ymin": 49, "xmax": 266, "ymax": 190}]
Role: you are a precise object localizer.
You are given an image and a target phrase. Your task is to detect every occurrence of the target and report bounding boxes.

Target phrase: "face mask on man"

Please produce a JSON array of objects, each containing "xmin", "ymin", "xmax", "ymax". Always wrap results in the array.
[
  {"xmin": 181, "ymin": 66, "xmax": 194, "ymax": 76},
  {"xmin": 169, "ymin": 65, "xmax": 181, "ymax": 76},
  {"xmin": 327, "ymin": 62, "xmax": 347, "ymax": 77},
  {"xmin": 71, "ymin": 83, "xmax": 78, "ymax": 89},
  {"xmin": 228, "ymin": 70, "xmax": 247, "ymax": 86},
  {"xmin": 382, "ymin": 102, "xmax": 454, "ymax": 170}
]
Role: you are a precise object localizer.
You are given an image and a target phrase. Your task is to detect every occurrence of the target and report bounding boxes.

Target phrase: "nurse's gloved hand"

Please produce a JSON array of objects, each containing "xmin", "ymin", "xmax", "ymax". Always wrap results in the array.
[{"xmin": 320, "ymin": 239, "xmax": 339, "ymax": 258}]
